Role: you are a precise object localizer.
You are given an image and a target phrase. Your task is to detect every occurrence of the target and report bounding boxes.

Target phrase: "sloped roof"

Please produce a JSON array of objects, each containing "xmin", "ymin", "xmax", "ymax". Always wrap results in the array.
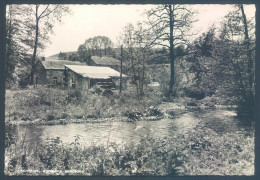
[
  {"xmin": 65, "ymin": 65, "xmax": 126, "ymax": 79},
  {"xmin": 91, "ymin": 56, "xmax": 121, "ymax": 66},
  {"xmin": 41, "ymin": 60, "xmax": 86, "ymax": 70}
]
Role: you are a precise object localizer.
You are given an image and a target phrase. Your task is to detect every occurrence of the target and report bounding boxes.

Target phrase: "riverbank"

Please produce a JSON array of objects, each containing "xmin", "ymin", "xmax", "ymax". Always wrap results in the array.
[
  {"xmin": 5, "ymin": 87, "xmax": 255, "ymax": 175},
  {"xmin": 5, "ymin": 86, "xmax": 165, "ymax": 125},
  {"xmin": 5, "ymin": 120, "xmax": 254, "ymax": 176},
  {"xmin": 6, "ymin": 116, "xmax": 166, "ymax": 126},
  {"xmin": 5, "ymin": 87, "xmax": 239, "ymax": 126}
]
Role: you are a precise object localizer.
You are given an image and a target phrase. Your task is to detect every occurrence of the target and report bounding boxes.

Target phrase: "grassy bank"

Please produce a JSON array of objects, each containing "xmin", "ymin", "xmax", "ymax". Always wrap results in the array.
[
  {"xmin": 5, "ymin": 86, "xmax": 255, "ymax": 175},
  {"xmin": 5, "ymin": 126, "xmax": 254, "ymax": 176},
  {"xmin": 5, "ymin": 84, "xmax": 242, "ymax": 125},
  {"xmin": 5, "ymin": 86, "xmax": 162, "ymax": 125}
]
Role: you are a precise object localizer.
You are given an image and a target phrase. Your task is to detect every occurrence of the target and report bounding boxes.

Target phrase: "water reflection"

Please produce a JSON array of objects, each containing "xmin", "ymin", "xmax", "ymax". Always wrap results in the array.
[{"xmin": 5, "ymin": 109, "xmax": 253, "ymax": 148}]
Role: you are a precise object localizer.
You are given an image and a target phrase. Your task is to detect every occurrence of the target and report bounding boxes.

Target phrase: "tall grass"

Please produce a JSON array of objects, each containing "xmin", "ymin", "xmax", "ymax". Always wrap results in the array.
[
  {"xmin": 5, "ymin": 85, "xmax": 161, "ymax": 124},
  {"xmin": 5, "ymin": 126, "xmax": 254, "ymax": 176},
  {"xmin": 5, "ymin": 85, "xmax": 254, "ymax": 176}
]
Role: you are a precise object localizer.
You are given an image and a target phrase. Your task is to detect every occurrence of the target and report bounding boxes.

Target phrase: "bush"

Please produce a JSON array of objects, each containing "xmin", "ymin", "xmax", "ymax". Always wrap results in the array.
[
  {"xmin": 184, "ymin": 88, "xmax": 205, "ymax": 100},
  {"xmin": 61, "ymin": 113, "xmax": 69, "ymax": 119},
  {"xmin": 67, "ymin": 89, "xmax": 82, "ymax": 102},
  {"xmin": 186, "ymin": 102, "xmax": 198, "ymax": 107},
  {"xmin": 5, "ymin": 84, "xmax": 164, "ymax": 124},
  {"xmin": 47, "ymin": 114, "xmax": 55, "ymax": 121},
  {"xmin": 145, "ymin": 106, "xmax": 163, "ymax": 117},
  {"xmin": 124, "ymin": 110, "xmax": 143, "ymax": 120},
  {"xmin": 147, "ymin": 64, "xmax": 170, "ymax": 98},
  {"xmin": 5, "ymin": 126, "xmax": 254, "ymax": 176}
]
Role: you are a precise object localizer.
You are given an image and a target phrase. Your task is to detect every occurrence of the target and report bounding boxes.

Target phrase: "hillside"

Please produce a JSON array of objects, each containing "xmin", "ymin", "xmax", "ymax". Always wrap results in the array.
[
  {"xmin": 46, "ymin": 47, "xmax": 170, "ymax": 64},
  {"xmin": 46, "ymin": 51, "xmax": 77, "ymax": 60}
]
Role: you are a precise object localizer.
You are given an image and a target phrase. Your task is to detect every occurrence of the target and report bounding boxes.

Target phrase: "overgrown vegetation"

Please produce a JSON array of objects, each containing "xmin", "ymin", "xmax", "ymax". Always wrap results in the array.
[
  {"xmin": 187, "ymin": 5, "xmax": 255, "ymax": 115},
  {"xmin": 5, "ymin": 125, "xmax": 254, "ymax": 175},
  {"xmin": 5, "ymin": 85, "xmax": 162, "ymax": 124},
  {"xmin": 5, "ymin": 5, "xmax": 70, "ymax": 87},
  {"xmin": 4, "ymin": 4, "xmax": 256, "ymax": 176}
]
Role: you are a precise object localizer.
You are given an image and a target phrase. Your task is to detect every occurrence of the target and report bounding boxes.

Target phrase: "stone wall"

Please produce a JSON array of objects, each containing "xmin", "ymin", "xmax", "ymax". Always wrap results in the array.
[
  {"xmin": 35, "ymin": 62, "xmax": 65, "ymax": 86},
  {"xmin": 67, "ymin": 69, "xmax": 90, "ymax": 90},
  {"xmin": 35, "ymin": 65, "xmax": 47, "ymax": 85},
  {"xmin": 46, "ymin": 70, "xmax": 64, "ymax": 85}
]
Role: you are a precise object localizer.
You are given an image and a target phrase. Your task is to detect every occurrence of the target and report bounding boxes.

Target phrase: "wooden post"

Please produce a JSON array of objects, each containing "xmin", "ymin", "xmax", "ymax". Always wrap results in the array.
[
  {"xmin": 120, "ymin": 45, "xmax": 123, "ymax": 93},
  {"xmin": 64, "ymin": 67, "xmax": 67, "ymax": 87}
]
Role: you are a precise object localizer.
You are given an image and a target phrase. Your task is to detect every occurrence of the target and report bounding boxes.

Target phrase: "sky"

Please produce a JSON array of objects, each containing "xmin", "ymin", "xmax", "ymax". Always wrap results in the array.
[{"xmin": 42, "ymin": 4, "xmax": 256, "ymax": 57}]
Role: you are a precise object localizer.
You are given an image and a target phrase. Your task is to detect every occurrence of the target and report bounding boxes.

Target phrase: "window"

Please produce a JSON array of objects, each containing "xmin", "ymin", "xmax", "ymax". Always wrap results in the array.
[{"xmin": 53, "ymin": 77, "xmax": 58, "ymax": 85}]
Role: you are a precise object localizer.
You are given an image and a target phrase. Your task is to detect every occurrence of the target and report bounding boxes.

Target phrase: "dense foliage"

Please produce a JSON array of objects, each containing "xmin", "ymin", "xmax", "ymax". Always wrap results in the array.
[
  {"xmin": 145, "ymin": 5, "xmax": 196, "ymax": 94},
  {"xmin": 4, "ymin": 4, "xmax": 255, "ymax": 176},
  {"xmin": 5, "ymin": 123, "xmax": 254, "ymax": 175},
  {"xmin": 68, "ymin": 36, "xmax": 116, "ymax": 63},
  {"xmin": 5, "ymin": 85, "xmax": 162, "ymax": 124},
  {"xmin": 5, "ymin": 4, "xmax": 70, "ymax": 87},
  {"xmin": 185, "ymin": 5, "xmax": 255, "ymax": 114}
]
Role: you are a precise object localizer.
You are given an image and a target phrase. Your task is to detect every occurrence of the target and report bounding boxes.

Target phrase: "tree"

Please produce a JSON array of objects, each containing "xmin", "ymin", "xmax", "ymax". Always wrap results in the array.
[
  {"xmin": 103, "ymin": 36, "xmax": 113, "ymax": 56},
  {"xmin": 68, "ymin": 52, "xmax": 79, "ymax": 61},
  {"xmin": 5, "ymin": 5, "xmax": 21, "ymax": 87},
  {"xmin": 186, "ymin": 5, "xmax": 255, "ymax": 115},
  {"xmin": 146, "ymin": 5, "xmax": 196, "ymax": 95},
  {"xmin": 219, "ymin": 5, "xmax": 255, "ymax": 111},
  {"xmin": 58, "ymin": 51, "xmax": 67, "ymax": 60},
  {"xmin": 189, "ymin": 27, "xmax": 217, "ymax": 90},
  {"xmin": 5, "ymin": 5, "xmax": 32, "ymax": 87},
  {"xmin": 74, "ymin": 36, "xmax": 115, "ymax": 64},
  {"xmin": 77, "ymin": 44, "xmax": 91, "ymax": 63},
  {"xmin": 84, "ymin": 36, "xmax": 114, "ymax": 57},
  {"xmin": 24, "ymin": 4, "xmax": 70, "ymax": 85},
  {"xmin": 121, "ymin": 22, "xmax": 150, "ymax": 96},
  {"xmin": 239, "ymin": 4, "xmax": 254, "ymax": 106}
]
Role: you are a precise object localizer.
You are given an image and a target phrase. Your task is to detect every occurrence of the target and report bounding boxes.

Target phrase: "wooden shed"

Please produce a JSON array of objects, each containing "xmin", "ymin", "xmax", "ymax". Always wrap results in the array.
[{"xmin": 64, "ymin": 65, "xmax": 127, "ymax": 90}]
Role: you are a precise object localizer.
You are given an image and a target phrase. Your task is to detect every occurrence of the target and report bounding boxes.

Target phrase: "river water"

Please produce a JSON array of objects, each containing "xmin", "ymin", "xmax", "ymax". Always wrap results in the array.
[{"xmin": 5, "ymin": 108, "xmax": 252, "ymax": 148}]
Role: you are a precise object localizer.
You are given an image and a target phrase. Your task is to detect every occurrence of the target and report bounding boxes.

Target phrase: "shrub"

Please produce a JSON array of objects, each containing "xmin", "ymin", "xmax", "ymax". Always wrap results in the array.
[
  {"xmin": 147, "ymin": 64, "xmax": 170, "ymax": 98},
  {"xmin": 124, "ymin": 110, "xmax": 143, "ymax": 120},
  {"xmin": 5, "ymin": 84, "xmax": 165, "ymax": 123},
  {"xmin": 5, "ymin": 127, "xmax": 254, "ymax": 176},
  {"xmin": 61, "ymin": 113, "xmax": 69, "ymax": 119},
  {"xmin": 47, "ymin": 114, "xmax": 55, "ymax": 121},
  {"xmin": 186, "ymin": 102, "xmax": 198, "ymax": 107},
  {"xmin": 183, "ymin": 88, "xmax": 205, "ymax": 100},
  {"xmin": 145, "ymin": 106, "xmax": 163, "ymax": 117},
  {"xmin": 67, "ymin": 89, "xmax": 82, "ymax": 102}
]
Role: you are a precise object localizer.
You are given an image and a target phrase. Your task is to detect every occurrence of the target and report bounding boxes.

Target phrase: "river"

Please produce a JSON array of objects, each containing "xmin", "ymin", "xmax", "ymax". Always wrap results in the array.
[{"xmin": 5, "ymin": 107, "xmax": 253, "ymax": 148}]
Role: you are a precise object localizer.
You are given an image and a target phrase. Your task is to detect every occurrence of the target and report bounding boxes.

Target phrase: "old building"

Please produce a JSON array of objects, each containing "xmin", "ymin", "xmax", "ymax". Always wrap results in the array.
[
  {"xmin": 36, "ymin": 60, "xmax": 86, "ymax": 86},
  {"xmin": 87, "ymin": 56, "xmax": 121, "ymax": 70},
  {"xmin": 64, "ymin": 65, "xmax": 127, "ymax": 90}
]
